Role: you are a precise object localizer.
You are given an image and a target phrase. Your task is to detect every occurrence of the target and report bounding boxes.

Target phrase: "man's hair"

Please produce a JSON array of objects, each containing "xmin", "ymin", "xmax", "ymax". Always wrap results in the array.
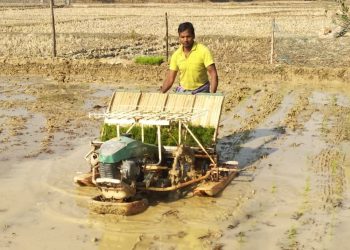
[{"xmin": 178, "ymin": 22, "xmax": 195, "ymax": 36}]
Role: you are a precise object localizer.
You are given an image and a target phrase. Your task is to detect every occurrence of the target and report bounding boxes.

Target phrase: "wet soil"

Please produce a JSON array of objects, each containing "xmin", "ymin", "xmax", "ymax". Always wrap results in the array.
[
  {"xmin": 1, "ymin": 75, "xmax": 349, "ymax": 250},
  {"xmin": 1, "ymin": 1, "xmax": 350, "ymax": 250}
]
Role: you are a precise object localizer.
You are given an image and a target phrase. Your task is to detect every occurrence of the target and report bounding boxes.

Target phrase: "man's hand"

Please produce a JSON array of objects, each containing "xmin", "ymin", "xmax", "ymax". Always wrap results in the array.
[
  {"xmin": 207, "ymin": 64, "xmax": 218, "ymax": 93},
  {"xmin": 161, "ymin": 70, "xmax": 177, "ymax": 93}
]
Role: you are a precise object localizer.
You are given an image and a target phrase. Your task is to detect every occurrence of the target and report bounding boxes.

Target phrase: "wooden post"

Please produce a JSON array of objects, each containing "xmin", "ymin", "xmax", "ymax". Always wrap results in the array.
[
  {"xmin": 270, "ymin": 18, "xmax": 275, "ymax": 64},
  {"xmin": 165, "ymin": 12, "xmax": 169, "ymax": 62},
  {"xmin": 50, "ymin": 0, "xmax": 57, "ymax": 57}
]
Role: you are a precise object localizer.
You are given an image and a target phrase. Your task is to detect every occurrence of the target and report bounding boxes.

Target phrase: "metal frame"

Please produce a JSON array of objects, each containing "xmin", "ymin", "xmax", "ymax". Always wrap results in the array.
[{"xmin": 89, "ymin": 105, "xmax": 216, "ymax": 166}]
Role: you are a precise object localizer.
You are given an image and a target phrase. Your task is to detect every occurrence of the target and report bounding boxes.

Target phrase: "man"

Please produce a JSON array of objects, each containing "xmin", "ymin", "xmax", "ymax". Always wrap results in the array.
[{"xmin": 161, "ymin": 22, "xmax": 218, "ymax": 94}]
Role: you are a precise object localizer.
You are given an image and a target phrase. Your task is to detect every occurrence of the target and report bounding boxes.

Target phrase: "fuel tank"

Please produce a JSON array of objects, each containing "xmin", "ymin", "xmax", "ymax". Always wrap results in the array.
[{"xmin": 98, "ymin": 136, "xmax": 159, "ymax": 164}]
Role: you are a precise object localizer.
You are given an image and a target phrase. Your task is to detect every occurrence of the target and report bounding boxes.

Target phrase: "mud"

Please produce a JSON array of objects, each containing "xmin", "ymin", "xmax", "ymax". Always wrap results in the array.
[{"xmin": 1, "ymin": 1, "xmax": 350, "ymax": 250}]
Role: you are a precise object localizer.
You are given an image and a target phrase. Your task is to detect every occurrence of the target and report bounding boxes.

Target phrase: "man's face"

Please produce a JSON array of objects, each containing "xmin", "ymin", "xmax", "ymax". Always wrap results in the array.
[{"xmin": 179, "ymin": 29, "xmax": 194, "ymax": 49}]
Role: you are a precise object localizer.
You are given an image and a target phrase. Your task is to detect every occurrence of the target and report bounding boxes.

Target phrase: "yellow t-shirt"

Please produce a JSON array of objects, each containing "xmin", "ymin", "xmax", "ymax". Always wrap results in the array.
[{"xmin": 169, "ymin": 42, "xmax": 214, "ymax": 90}]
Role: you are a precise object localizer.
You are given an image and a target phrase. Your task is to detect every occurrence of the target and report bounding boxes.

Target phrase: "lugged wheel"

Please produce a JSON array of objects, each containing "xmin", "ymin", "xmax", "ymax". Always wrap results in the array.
[{"xmin": 90, "ymin": 196, "xmax": 148, "ymax": 216}]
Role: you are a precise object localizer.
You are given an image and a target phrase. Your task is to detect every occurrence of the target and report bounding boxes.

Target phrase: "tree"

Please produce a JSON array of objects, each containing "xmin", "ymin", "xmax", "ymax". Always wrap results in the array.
[{"xmin": 334, "ymin": 0, "xmax": 350, "ymax": 37}]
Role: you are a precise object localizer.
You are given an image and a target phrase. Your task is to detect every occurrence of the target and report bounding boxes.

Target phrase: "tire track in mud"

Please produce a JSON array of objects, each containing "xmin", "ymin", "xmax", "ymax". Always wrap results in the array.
[
  {"xmin": 312, "ymin": 148, "xmax": 345, "ymax": 208},
  {"xmin": 292, "ymin": 94, "xmax": 350, "ymax": 250},
  {"xmin": 314, "ymin": 93, "xmax": 350, "ymax": 208},
  {"xmin": 231, "ymin": 90, "xmax": 350, "ymax": 250},
  {"xmin": 218, "ymin": 85, "xmax": 285, "ymax": 163},
  {"xmin": 281, "ymin": 90, "xmax": 314, "ymax": 132},
  {"xmin": 207, "ymin": 87, "xmax": 294, "ymax": 249},
  {"xmin": 216, "ymin": 89, "xmax": 341, "ymax": 249}
]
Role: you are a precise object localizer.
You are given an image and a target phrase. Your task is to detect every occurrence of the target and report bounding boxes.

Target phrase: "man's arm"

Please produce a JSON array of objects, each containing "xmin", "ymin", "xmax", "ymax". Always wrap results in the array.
[
  {"xmin": 161, "ymin": 70, "xmax": 177, "ymax": 93},
  {"xmin": 207, "ymin": 64, "xmax": 218, "ymax": 93}
]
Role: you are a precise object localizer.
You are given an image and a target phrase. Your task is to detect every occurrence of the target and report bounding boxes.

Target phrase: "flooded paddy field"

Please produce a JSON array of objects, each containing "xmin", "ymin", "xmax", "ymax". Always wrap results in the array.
[
  {"xmin": 1, "ymin": 1, "xmax": 350, "ymax": 249},
  {"xmin": 1, "ymin": 75, "xmax": 349, "ymax": 249}
]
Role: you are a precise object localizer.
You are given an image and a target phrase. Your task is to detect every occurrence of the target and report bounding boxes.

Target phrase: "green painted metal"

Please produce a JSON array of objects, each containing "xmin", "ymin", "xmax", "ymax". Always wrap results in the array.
[{"xmin": 99, "ymin": 136, "xmax": 159, "ymax": 164}]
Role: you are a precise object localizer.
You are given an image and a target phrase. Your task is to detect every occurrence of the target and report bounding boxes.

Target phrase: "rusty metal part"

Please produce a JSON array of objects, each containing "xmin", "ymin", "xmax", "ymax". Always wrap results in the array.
[
  {"xmin": 194, "ymin": 171, "xmax": 238, "ymax": 196},
  {"xmin": 211, "ymin": 167, "xmax": 240, "ymax": 172},
  {"xmin": 91, "ymin": 165, "xmax": 98, "ymax": 185},
  {"xmin": 169, "ymin": 145, "xmax": 195, "ymax": 185},
  {"xmin": 140, "ymin": 170, "xmax": 211, "ymax": 191},
  {"xmin": 99, "ymin": 182, "xmax": 136, "ymax": 200},
  {"xmin": 73, "ymin": 172, "xmax": 96, "ymax": 187},
  {"xmin": 183, "ymin": 123, "xmax": 216, "ymax": 166},
  {"xmin": 144, "ymin": 165, "xmax": 169, "ymax": 171}
]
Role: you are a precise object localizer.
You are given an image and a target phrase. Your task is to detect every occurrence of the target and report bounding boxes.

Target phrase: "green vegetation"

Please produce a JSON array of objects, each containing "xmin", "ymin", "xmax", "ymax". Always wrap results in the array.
[
  {"xmin": 237, "ymin": 231, "xmax": 246, "ymax": 244},
  {"xmin": 304, "ymin": 177, "xmax": 311, "ymax": 193},
  {"xmin": 285, "ymin": 225, "xmax": 299, "ymax": 249},
  {"xmin": 271, "ymin": 183, "xmax": 277, "ymax": 194},
  {"xmin": 301, "ymin": 177, "xmax": 311, "ymax": 212},
  {"xmin": 100, "ymin": 123, "xmax": 215, "ymax": 147},
  {"xmin": 334, "ymin": 0, "xmax": 350, "ymax": 37},
  {"xmin": 134, "ymin": 55, "xmax": 164, "ymax": 65},
  {"xmin": 100, "ymin": 123, "xmax": 117, "ymax": 142},
  {"xmin": 345, "ymin": 111, "xmax": 350, "ymax": 140},
  {"xmin": 287, "ymin": 226, "xmax": 297, "ymax": 239}
]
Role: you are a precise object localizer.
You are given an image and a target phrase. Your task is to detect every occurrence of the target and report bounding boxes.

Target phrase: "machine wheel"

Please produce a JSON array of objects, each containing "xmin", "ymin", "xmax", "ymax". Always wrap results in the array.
[{"xmin": 90, "ymin": 196, "xmax": 148, "ymax": 216}]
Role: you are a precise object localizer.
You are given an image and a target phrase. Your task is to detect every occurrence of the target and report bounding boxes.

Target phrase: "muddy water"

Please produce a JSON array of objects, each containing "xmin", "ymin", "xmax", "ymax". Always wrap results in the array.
[
  {"xmin": 2, "ymin": 76, "xmax": 350, "ymax": 249},
  {"xmin": 0, "ymin": 78, "xmax": 99, "ymax": 249},
  {"xmin": 44, "ymin": 138, "xmax": 247, "ymax": 250},
  {"xmin": 0, "ymin": 77, "xmax": 246, "ymax": 250},
  {"xmin": 41, "ymin": 144, "xmax": 246, "ymax": 250}
]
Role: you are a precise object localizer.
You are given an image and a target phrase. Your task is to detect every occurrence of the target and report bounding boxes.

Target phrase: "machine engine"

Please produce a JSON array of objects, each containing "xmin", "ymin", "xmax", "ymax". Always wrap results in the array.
[
  {"xmin": 120, "ymin": 160, "xmax": 140, "ymax": 185},
  {"xmin": 97, "ymin": 136, "xmax": 159, "ymax": 188}
]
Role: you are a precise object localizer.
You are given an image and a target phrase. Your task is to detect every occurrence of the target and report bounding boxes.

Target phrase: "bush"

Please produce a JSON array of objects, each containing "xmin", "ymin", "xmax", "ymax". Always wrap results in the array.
[{"xmin": 134, "ymin": 56, "xmax": 164, "ymax": 65}]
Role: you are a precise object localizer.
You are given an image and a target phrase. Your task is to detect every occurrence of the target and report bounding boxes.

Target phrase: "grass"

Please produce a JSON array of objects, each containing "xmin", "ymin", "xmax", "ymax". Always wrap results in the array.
[
  {"xmin": 334, "ymin": 0, "xmax": 350, "ymax": 38},
  {"xmin": 237, "ymin": 231, "xmax": 246, "ymax": 244},
  {"xmin": 287, "ymin": 226, "xmax": 297, "ymax": 240},
  {"xmin": 304, "ymin": 177, "xmax": 311, "ymax": 193},
  {"xmin": 301, "ymin": 177, "xmax": 311, "ymax": 213},
  {"xmin": 271, "ymin": 183, "xmax": 277, "ymax": 194},
  {"xmin": 282, "ymin": 225, "xmax": 299, "ymax": 249},
  {"xmin": 134, "ymin": 55, "xmax": 164, "ymax": 65}
]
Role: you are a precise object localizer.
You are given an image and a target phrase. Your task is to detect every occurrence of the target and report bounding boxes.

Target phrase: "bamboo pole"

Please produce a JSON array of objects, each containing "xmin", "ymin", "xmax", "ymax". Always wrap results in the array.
[
  {"xmin": 165, "ymin": 12, "xmax": 169, "ymax": 62},
  {"xmin": 270, "ymin": 18, "xmax": 275, "ymax": 64},
  {"xmin": 50, "ymin": 0, "xmax": 57, "ymax": 58}
]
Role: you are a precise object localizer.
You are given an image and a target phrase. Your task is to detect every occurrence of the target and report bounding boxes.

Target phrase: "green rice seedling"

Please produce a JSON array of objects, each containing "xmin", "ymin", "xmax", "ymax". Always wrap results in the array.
[
  {"xmin": 100, "ymin": 123, "xmax": 215, "ymax": 147},
  {"xmin": 100, "ymin": 124, "xmax": 117, "ymax": 142},
  {"xmin": 286, "ymin": 225, "xmax": 299, "ymax": 249},
  {"xmin": 304, "ymin": 177, "xmax": 311, "ymax": 193},
  {"xmin": 134, "ymin": 56, "xmax": 164, "ymax": 65},
  {"xmin": 271, "ymin": 183, "xmax": 277, "ymax": 194},
  {"xmin": 237, "ymin": 231, "xmax": 246, "ymax": 243}
]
